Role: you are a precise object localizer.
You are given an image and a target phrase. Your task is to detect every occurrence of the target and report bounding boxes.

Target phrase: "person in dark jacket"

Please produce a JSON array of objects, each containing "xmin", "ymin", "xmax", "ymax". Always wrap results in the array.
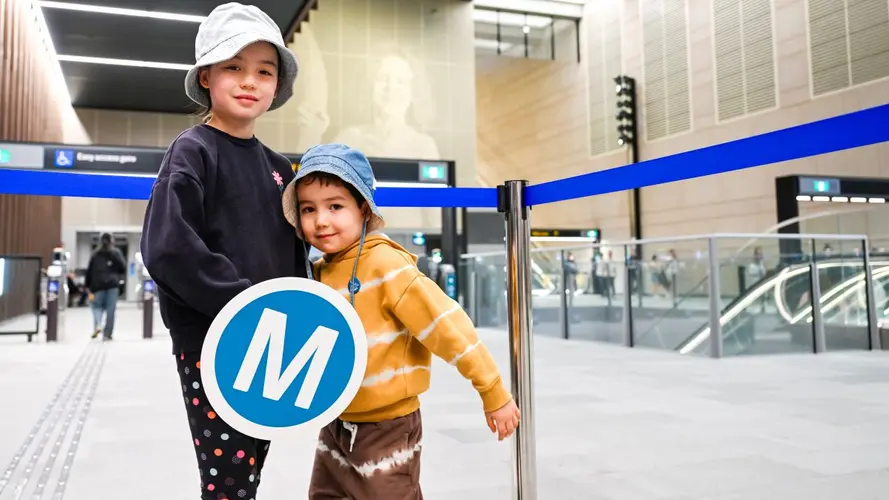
[
  {"xmin": 139, "ymin": 5, "xmax": 306, "ymax": 498},
  {"xmin": 85, "ymin": 232, "xmax": 127, "ymax": 340}
]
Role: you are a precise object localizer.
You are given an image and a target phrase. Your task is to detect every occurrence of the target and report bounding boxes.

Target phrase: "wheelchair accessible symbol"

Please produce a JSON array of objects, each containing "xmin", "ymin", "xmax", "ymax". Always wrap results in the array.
[{"xmin": 201, "ymin": 277, "xmax": 367, "ymax": 440}]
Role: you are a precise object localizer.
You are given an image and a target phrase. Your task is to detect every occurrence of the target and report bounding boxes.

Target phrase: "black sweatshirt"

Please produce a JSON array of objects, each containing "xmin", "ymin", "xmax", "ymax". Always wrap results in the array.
[{"xmin": 141, "ymin": 124, "xmax": 306, "ymax": 354}]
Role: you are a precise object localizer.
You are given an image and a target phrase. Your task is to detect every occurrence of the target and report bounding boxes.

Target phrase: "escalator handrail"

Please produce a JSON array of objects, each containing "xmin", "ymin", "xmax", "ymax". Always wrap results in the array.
[{"xmin": 675, "ymin": 257, "xmax": 889, "ymax": 354}]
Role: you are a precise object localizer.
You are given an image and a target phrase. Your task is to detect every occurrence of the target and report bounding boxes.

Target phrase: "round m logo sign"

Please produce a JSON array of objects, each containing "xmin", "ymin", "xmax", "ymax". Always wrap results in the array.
[{"xmin": 201, "ymin": 278, "xmax": 367, "ymax": 440}]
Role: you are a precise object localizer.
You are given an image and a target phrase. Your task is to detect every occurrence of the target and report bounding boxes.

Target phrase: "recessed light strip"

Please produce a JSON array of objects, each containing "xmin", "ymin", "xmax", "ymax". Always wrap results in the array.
[
  {"xmin": 57, "ymin": 55, "xmax": 192, "ymax": 71},
  {"xmin": 37, "ymin": 1, "xmax": 207, "ymax": 23},
  {"xmin": 797, "ymin": 195, "xmax": 887, "ymax": 204}
]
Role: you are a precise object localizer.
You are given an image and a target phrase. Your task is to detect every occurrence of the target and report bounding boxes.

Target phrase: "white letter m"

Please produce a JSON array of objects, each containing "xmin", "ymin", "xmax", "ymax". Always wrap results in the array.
[{"xmin": 232, "ymin": 308, "xmax": 339, "ymax": 409}]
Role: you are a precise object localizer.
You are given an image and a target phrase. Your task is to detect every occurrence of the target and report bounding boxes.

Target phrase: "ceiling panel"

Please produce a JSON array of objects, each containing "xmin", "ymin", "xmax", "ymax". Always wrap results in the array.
[
  {"xmin": 61, "ymin": 61, "xmax": 195, "ymax": 113},
  {"xmin": 45, "ymin": 8, "xmax": 198, "ymax": 63},
  {"xmin": 46, "ymin": 0, "xmax": 302, "ymax": 25},
  {"xmin": 41, "ymin": 0, "xmax": 311, "ymax": 114}
]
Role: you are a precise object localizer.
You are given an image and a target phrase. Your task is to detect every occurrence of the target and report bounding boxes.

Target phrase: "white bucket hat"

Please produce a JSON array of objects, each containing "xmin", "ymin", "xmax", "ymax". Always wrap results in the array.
[{"xmin": 185, "ymin": 2, "xmax": 299, "ymax": 111}]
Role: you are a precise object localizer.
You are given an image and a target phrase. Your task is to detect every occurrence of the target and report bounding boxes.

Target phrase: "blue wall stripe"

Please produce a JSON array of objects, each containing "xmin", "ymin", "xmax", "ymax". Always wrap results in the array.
[
  {"xmin": 0, "ymin": 169, "xmax": 500, "ymax": 208},
  {"xmin": 525, "ymin": 102, "xmax": 889, "ymax": 206}
]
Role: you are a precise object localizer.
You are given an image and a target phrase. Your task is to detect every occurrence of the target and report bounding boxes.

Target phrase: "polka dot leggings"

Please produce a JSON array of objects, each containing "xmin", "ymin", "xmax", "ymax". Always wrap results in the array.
[{"xmin": 176, "ymin": 351, "xmax": 271, "ymax": 500}]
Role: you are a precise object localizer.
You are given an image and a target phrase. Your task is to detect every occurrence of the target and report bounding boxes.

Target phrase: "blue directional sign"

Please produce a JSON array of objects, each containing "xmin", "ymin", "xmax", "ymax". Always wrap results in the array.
[{"xmin": 200, "ymin": 278, "xmax": 367, "ymax": 440}]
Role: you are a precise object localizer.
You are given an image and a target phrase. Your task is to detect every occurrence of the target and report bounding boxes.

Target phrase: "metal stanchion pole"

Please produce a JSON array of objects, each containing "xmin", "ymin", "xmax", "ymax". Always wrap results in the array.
[
  {"xmin": 46, "ymin": 278, "xmax": 60, "ymax": 342},
  {"xmin": 142, "ymin": 277, "xmax": 155, "ymax": 339},
  {"xmin": 559, "ymin": 250, "xmax": 569, "ymax": 340},
  {"xmin": 498, "ymin": 180, "xmax": 537, "ymax": 500}
]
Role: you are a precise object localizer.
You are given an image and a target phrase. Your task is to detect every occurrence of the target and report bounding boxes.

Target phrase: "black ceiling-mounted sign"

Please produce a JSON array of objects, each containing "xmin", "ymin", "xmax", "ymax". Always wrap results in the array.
[
  {"xmin": 530, "ymin": 228, "xmax": 601, "ymax": 240},
  {"xmin": 781, "ymin": 174, "xmax": 889, "ymax": 199},
  {"xmin": 44, "ymin": 144, "xmax": 166, "ymax": 174},
  {"xmin": 0, "ymin": 140, "xmax": 453, "ymax": 186}
]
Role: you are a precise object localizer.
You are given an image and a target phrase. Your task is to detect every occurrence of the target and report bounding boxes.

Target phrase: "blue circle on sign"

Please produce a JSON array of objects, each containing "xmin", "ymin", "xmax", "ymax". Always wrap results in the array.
[
  {"xmin": 200, "ymin": 277, "xmax": 368, "ymax": 440},
  {"xmin": 214, "ymin": 290, "xmax": 355, "ymax": 428}
]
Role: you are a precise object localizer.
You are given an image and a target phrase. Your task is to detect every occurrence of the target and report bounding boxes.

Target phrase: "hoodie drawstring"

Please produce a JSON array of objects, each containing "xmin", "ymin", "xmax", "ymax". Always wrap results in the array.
[
  {"xmin": 305, "ymin": 219, "xmax": 369, "ymax": 306},
  {"xmin": 342, "ymin": 421, "xmax": 358, "ymax": 453},
  {"xmin": 304, "ymin": 242, "xmax": 314, "ymax": 280},
  {"xmin": 347, "ymin": 220, "xmax": 368, "ymax": 306}
]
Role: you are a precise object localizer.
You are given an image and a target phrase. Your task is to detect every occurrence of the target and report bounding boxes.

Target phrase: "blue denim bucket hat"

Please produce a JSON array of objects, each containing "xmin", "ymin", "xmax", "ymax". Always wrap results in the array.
[{"xmin": 282, "ymin": 143, "xmax": 384, "ymax": 239}]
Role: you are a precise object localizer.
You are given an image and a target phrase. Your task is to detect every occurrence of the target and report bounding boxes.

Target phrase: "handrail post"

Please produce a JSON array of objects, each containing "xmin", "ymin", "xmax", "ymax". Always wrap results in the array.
[
  {"xmin": 559, "ymin": 250, "xmax": 569, "ymax": 340},
  {"xmin": 498, "ymin": 180, "xmax": 537, "ymax": 500},
  {"xmin": 810, "ymin": 240, "xmax": 825, "ymax": 353},
  {"xmin": 863, "ymin": 239, "xmax": 881, "ymax": 350},
  {"xmin": 707, "ymin": 237, "xmax": 723, "ymax": 358},
  {"xmin": 623, "ymin": 244, "xmax": 634, "ymax": 347}
]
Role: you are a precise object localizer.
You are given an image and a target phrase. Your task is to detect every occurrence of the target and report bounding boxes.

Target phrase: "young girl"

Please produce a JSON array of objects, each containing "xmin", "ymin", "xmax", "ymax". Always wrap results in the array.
[{"xmin": 140, "ymin": 3, "xmax": 305, "ymax": 498}]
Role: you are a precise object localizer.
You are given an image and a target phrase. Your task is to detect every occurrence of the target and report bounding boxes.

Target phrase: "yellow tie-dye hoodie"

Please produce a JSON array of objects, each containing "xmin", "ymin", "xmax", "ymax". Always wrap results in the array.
[{"xmin": 314, "ymin": 234, "xmax": 513, "ymax": 423}]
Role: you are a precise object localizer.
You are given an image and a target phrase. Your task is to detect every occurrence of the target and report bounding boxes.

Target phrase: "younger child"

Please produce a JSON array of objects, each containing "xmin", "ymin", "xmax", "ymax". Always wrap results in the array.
[{"xmin": 281, "ymin": 143, "xmax": 520, "ymax": 499}]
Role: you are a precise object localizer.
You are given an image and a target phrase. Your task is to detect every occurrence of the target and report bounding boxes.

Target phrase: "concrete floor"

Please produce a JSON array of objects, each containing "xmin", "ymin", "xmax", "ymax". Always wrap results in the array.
[{"xmin": 1, "ymin": 302, "xmax": 888, "ymax": 499}]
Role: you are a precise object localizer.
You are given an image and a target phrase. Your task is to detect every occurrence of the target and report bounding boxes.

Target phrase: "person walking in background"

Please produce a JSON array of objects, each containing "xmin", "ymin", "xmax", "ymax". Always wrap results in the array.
[{"xmin": 85, "ymin": 232, "xmax": 126, "ymax": 340}]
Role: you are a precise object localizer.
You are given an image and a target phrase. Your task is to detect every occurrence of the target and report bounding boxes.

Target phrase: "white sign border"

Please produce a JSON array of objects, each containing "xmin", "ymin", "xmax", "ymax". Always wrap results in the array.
[{"xmin": 200, "ymin": 277, "xmax": 368, "ymax": 441}]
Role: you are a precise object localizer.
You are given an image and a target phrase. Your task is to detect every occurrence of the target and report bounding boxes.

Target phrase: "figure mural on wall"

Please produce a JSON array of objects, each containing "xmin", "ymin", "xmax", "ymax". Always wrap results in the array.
[
  {"xmin": 286, "ymin": 29, "xmax": 441, "ymax": 160},
  {"xmin": 287, "ymin": 23, "xmax": 330, "ymax": 153},
  {"xmin": 334, "ymin": 46, "xmax": 441, "ymax": 160}
]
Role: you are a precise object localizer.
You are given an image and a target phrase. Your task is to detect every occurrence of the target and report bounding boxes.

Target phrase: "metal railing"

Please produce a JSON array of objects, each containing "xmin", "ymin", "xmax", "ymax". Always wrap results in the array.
[{"xmin": 463, "ymin": 231, "xmax": 883, "ymax": 363}]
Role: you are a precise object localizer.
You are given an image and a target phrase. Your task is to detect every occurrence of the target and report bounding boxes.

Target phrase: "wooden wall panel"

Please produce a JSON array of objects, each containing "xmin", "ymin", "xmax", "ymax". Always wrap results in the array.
[{"xmin": 0, "ymin": 0, "xmax": 66, "ymax": 325}]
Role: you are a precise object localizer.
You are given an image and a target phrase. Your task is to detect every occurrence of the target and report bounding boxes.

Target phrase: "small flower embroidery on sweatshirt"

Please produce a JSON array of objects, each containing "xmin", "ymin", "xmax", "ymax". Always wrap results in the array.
[{"xmin": 272, "ymin": 170, "xmax": 283, "ymax": 192}]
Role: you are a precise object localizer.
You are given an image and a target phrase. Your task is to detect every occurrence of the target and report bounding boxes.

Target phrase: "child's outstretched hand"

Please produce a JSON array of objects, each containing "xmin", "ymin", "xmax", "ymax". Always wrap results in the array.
[{"xmin": 485, "ymin": 399, "xmax": 521, "ymax": 441}]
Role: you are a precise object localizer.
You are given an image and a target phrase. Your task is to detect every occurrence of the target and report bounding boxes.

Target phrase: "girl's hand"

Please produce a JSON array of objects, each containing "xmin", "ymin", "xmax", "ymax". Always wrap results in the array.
[{"xmin": 485, "ymin": 400, "xmax": 521, "ymax": 441}]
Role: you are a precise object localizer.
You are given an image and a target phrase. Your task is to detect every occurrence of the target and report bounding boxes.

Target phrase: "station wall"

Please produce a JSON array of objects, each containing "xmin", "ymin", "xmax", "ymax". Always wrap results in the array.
[
  {"xmin": 0, "ymin": 0, "xmax": 89, "ymax": 322},
  {"xmin": 474, "ymin": 0, "xmax": 889, "ymax": 244},
  {"xmin": 63, "ymin": 0, "xmax": 477, "ymax": 252}
]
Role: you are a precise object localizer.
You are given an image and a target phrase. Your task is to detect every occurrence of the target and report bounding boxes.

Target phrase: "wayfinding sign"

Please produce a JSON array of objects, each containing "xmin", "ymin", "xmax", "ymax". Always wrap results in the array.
[{"xmin": 200, "ymin": 278, "xmax": 367, "ymax": 440}]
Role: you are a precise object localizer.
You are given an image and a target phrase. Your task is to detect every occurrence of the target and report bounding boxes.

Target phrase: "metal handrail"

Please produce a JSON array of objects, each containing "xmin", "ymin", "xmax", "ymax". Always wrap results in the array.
[{"xmin": 461, "ymin": 232, "xmax": 871, "ymax": 259}]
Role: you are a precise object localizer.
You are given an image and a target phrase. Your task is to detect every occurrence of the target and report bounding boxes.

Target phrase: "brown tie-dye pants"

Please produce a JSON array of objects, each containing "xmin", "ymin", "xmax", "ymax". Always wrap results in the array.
[{"xmin": 308, "ymin": 410, "xmax": 423, "ymax": 500}]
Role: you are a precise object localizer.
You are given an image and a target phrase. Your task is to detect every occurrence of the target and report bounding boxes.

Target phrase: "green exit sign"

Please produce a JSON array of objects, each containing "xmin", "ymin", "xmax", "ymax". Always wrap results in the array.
[
  {"xmin": 420, "ymin": 162, "xmax": 447, "ymax": 182},
  {"xmin": 0, "ymin": 149, "xmax": 10, "ymax": 164}
]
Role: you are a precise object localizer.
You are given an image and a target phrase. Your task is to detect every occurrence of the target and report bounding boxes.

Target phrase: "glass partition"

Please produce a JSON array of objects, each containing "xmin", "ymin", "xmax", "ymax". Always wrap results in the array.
[
  {"xmin": 462, "ymin": 233, "xmax": 880, "ymax": 358},
  {"xmin": 0, "ymin": 255, "xmax": 42, "ymax": 336}
]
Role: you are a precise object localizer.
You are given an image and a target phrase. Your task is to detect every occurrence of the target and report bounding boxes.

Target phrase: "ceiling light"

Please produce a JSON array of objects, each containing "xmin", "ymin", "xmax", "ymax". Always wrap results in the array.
[
  {"xmin": 796, "ymin": 195, "xmax": 811, "ymax": 201},
  {"xmin": 473, "ymin": 0, "xmax": 583, "ymax": 18},
  {"xmin": 831, "ymin": 196, "xmax": 849, "ymax": 202},
  {"xmin": 38, "ymin": 1, "xmax": 207, "ymax": 23},
  {"xmin": 869, "ymin": 197, "xmax": 886, "ymax": 203},
  {"xmin": 850, "ymin": 197, "xmax": 868, "ymax": 203},
  {"xmin": 57, "ymin": 55, "xmax": 192, "ymax": 70},
  {"xmin": 812, "ymin": 195, "xmax": 830, "ymax": 202}
]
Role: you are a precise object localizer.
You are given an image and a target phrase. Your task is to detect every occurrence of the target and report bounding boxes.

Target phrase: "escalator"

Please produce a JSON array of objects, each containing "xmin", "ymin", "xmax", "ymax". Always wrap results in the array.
[{"xmin": 675, "ymin": 257, "xmax": 889, "ymax": 356}]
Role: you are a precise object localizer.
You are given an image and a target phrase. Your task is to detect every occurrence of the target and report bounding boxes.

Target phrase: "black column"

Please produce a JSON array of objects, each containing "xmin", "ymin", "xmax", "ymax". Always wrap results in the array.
[{"xmin": 776, "ymin": 176, "xmax": 802, "ymax": 263}]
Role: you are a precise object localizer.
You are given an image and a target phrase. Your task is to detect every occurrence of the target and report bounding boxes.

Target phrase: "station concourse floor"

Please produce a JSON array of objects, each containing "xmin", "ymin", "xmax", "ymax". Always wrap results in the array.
[{"xmin": 2, "ymin": 303, "xmax": 889, "ymax": 500}]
